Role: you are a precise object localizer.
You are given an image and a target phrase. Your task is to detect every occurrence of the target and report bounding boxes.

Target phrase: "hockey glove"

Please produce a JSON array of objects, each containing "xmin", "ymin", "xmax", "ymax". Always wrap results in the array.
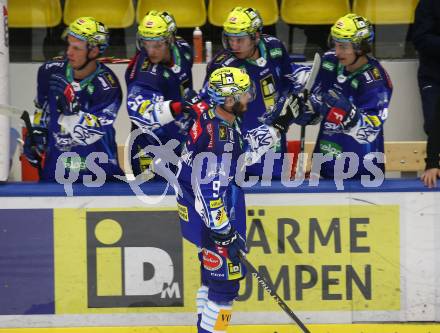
[
  {"xmin": 23, "ymin": 127, "xmax": 48, "ymax": 168},
  {"xmin": 169, "ymin": 90, "xmax": 209, "ymax": 120},
  {"xmin": 49, "ymin": 74, "xmax": 81, "ymax": 115},
  {"xmin": 321, "ymin": 90, "xmax": 360, "ymax": 130},
  {"xmin": 288, "ymin": 64, "xmax": 311, "ymax": 94},
  {"xmin": 182, "ymin": 90, "xmax": 209, "ymax": 119},
  {"xmin": 271, "ymin": 94, "xmax": 314, "ymax": 133},
  {"xmin": 210, "ymin": 227, "xmax": 248, "ymax": 266}
]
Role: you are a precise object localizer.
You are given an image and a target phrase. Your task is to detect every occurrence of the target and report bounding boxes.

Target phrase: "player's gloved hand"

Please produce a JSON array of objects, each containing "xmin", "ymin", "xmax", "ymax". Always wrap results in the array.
[
  {"xmin": 23, "ymin": 127, "xmax": 48, "ymax": 168},
  {"xmin": 210, "ymin": 227, "xmax": 248, "ymax": 265},
  {"xmin": 288, "ymin": 65, "xmax": 311, "ymax": 94},
  {"xmin": 49, "ymin": 74, "xmax": 81, "ymax": 115},
  {"xmin": 169, "ymin": 90, "xmax": 209, "ymax": 120},
  {"xmin": 182, "ymin": 89, "xmax": 209, "ymax": 119},
  {"xmin": 321, "ymin": 90, "xmax": 360, "ymax": 130},
  {"xmin": 270, "ymin": 94, "xmax": 310, "ymax": 133}
]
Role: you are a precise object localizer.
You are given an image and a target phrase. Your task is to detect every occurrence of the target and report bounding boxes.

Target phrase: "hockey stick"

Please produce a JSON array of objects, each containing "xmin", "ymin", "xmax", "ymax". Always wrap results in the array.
[
  {"xmin": 297, "ymin": 53, "xmax": 321, "ymax": 177},
  {"xmin": 20, "ymin": 110, "xmax": 43, "ymax": 176},
  {"xmin": 239, "ymin": 253, "xmax": 312, "ymax": 333}
]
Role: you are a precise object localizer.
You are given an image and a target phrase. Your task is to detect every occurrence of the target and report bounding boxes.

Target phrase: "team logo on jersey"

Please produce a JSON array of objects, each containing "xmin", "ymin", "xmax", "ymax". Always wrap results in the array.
[{"xmin": 219, "ymin": 125, "xmax": 228, "ymax": 141}]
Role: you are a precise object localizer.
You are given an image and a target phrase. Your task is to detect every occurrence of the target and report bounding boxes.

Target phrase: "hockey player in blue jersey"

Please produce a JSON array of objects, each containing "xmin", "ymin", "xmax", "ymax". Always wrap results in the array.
[
  {"xmin": 287, "ymin": 13, "xmax": 393, "ymax": 179},
  {"xmin": 203, "ymin": 7, "xmax": 294, "ymax": 179},
  {"xmin": 125, "ymin": 10, "xmax": 207, "ymax": 179},
  {"xmin": 176, "ymin": 67, "xmax": 297, "ymax": 333},
  {"xmin": 23, "ymin": 17, "xmax": 123, "ymax": 181}
]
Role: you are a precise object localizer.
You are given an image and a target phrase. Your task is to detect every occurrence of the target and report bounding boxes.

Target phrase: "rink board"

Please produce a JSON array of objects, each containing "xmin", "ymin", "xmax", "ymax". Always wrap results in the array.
[
  {"xmin": 2, "ymin": 323, "xmax": 440, "ymax": 333},
  {"xmin": 0, "ymin": 180, "xmax": 439, "ymax": 328}
]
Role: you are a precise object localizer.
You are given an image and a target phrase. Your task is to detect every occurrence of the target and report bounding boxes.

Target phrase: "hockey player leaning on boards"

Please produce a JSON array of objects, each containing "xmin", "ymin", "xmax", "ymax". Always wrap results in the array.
[
  {"xmin": 203, "ymin": 7, "xmax": 294, "ymax": 180},
  {"xmin": 285, "ymin": 13, "xmax": 393, "ymax": 179},
  {"xmin": 176, "ymin": 67, "xmax": 299, "ymax": 333},
  {"xmin": 23, "ymin": 17, "xmax": 123, "ymax": 181},
  {"xmin": 125, "ymin": 10, "xmax": 207, "ymax": 180}
]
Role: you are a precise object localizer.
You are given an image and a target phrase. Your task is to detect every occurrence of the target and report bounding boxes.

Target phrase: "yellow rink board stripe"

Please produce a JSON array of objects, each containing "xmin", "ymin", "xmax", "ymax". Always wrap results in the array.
[{"xmin": 2, "ymin": 324, "xmax": 440, "ymax": 333}]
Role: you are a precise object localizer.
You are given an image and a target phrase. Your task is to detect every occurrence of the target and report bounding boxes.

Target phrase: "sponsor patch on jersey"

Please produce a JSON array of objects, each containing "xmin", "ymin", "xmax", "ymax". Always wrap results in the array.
[
  {"xmin": 141, "ymin": 59, "xmax": 150, "ymax": 71},
  {"xmin": 326, "ymin": 107, "xmax": 346, "ymax": 125},
  {"xmin": 228, "ymin": 128, "xmax": 234, "ymax": 143},
  {"xmin": 207, "ymin": 123, "xmax": 215, "ymax": 149},
  {"xmin": 219, "ymin": 125, "xmax": 228, "ymax": 141},
  {"xmin": 190, "ymin": 119, "xmax": 203, "ymax": 142},
  {"xmin": 212, "ymin": 207, "xmax": 228, "ymax": 227},
  {"xmin": 177, "ymin": 203, "xmax": 189, "ymax": 222},
  {"xmin": 351, "ymin": 79, "xmax": 359, "ymax": 89},
  {"xmin": 260, "ymin": 74, "xmax": 276, "ymax": 111},
  {"xmin": 214, "ymin": 309, "xmax": 232, "ymax": 331},
  {"xmin": 269, "ymin": 48, "xmax": 282, "ymax": 58},
  {"xmin": 366, "ymin": 115, "xmax": 382, "ymax": 127},
  {"xmin": 322, "ymin": 61, "xmax": 336, "ymax": 71},
  {"xmin": 319, "ymin": 140, "xmax": 342, "ymax": 157},
  {"xmin": 103, "ymin": 72, "xmax": 117, "ymax": 87},
  {"xmin": 371, "ymin": 67, "xmax": 382, "ymax": 81},
  {"xmin": 202, "ymin": 249, "xmax": 223, "ymax": 271},
  {"xmin": 210, "ymin": 198, "xmax": 223, "ymax": 209},
  {"xmin": 208, "ymin": 109, "xmax": 216, "ymax": 119},
  {"xmin": 214, "ymin": 53, "xmax": 229, "ymax": 64},
  {"xmin": 228, "ymin": 262, "xmax": 241, "ymax": 276}
]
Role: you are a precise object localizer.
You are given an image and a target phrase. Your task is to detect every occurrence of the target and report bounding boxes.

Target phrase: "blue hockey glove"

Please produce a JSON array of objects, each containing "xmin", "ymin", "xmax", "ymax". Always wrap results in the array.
[
  {"xmin": 210, "ymin": 227, "xmax": 248, "ymax": 265},
  {"xmin": 321, "ymin": 90, "xmax": 360, "ymax": 130},
  {"xmin": 49, "ymin": 74, "xmax": 81, "ymax": 115},
  {"xmin": 23, "ymin": 127, "xmax": 47, "ymax": 168}
]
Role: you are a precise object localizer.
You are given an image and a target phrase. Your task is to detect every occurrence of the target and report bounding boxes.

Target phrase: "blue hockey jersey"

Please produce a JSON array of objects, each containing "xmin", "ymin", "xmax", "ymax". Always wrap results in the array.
[
  {"xmin": 34, "ymin": 59, "xmax": 122, "ymax": 181},
  {"xmin": 203, "ymin": 35, "xmax": 294, "ymax": 178},
  {"xmin": 298, "ymin": 52, "xmax": 393, "ymax": 179},
  {"xmin": 125, "ymin": 38, "xmax": 193, "ymax": 177},
  {"xmin": 176, "ymin": 108, "xmax": 279, "ymax": 245}
]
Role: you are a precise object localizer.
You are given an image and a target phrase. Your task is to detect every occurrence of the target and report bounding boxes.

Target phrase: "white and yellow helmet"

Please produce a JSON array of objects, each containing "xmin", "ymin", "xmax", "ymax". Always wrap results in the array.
[
  {"xmin": 207, "ymin": 67, "xmax": 255, "ymax": 104},
  {"xmin": 138, "ymin": 10, "xmax": 177, "ymax": 42},
  {"xmin": 223, "ymin": 7, "xmax": 263, "ymax": 37},
  {"xmin": 330, "ymin": 13, "xmax": 374, "ymax": 49},
  {"xmin": 66, "ymin": 16, "xmax": 109, "ymax": 54}
]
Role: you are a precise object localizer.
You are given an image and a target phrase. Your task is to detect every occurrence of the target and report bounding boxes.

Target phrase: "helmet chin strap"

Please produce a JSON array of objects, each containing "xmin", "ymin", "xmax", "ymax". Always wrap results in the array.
[{"xmin": 76, "ymin": 48, "xmax": 98, "ymax": 72}]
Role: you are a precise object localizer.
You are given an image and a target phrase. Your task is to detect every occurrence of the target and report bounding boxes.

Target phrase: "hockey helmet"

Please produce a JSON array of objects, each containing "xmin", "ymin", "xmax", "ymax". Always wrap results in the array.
[
  {"xmin": 138, "ymin": 10, "xmax": 177, "ymax": 42},
  {"xmin": 66, "ymin": 17, "xmax": 109, "ymax": 54},
  {"xmin": 330, "ymin": 13, "xmax": 374, "ymax": 48},
  {"xmin": 223, "ymin": 7, "xmax": 263, "ymax": 37},
  {"xmin": 207, "ymin": 67, "xmax": 255, "ymax": 104}
]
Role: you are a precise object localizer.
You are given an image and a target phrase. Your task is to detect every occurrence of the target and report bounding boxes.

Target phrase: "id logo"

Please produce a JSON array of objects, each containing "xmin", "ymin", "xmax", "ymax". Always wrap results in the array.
[{"xmin": 86, "ymin": 211, "xmax": 183, "ymax": 308}]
